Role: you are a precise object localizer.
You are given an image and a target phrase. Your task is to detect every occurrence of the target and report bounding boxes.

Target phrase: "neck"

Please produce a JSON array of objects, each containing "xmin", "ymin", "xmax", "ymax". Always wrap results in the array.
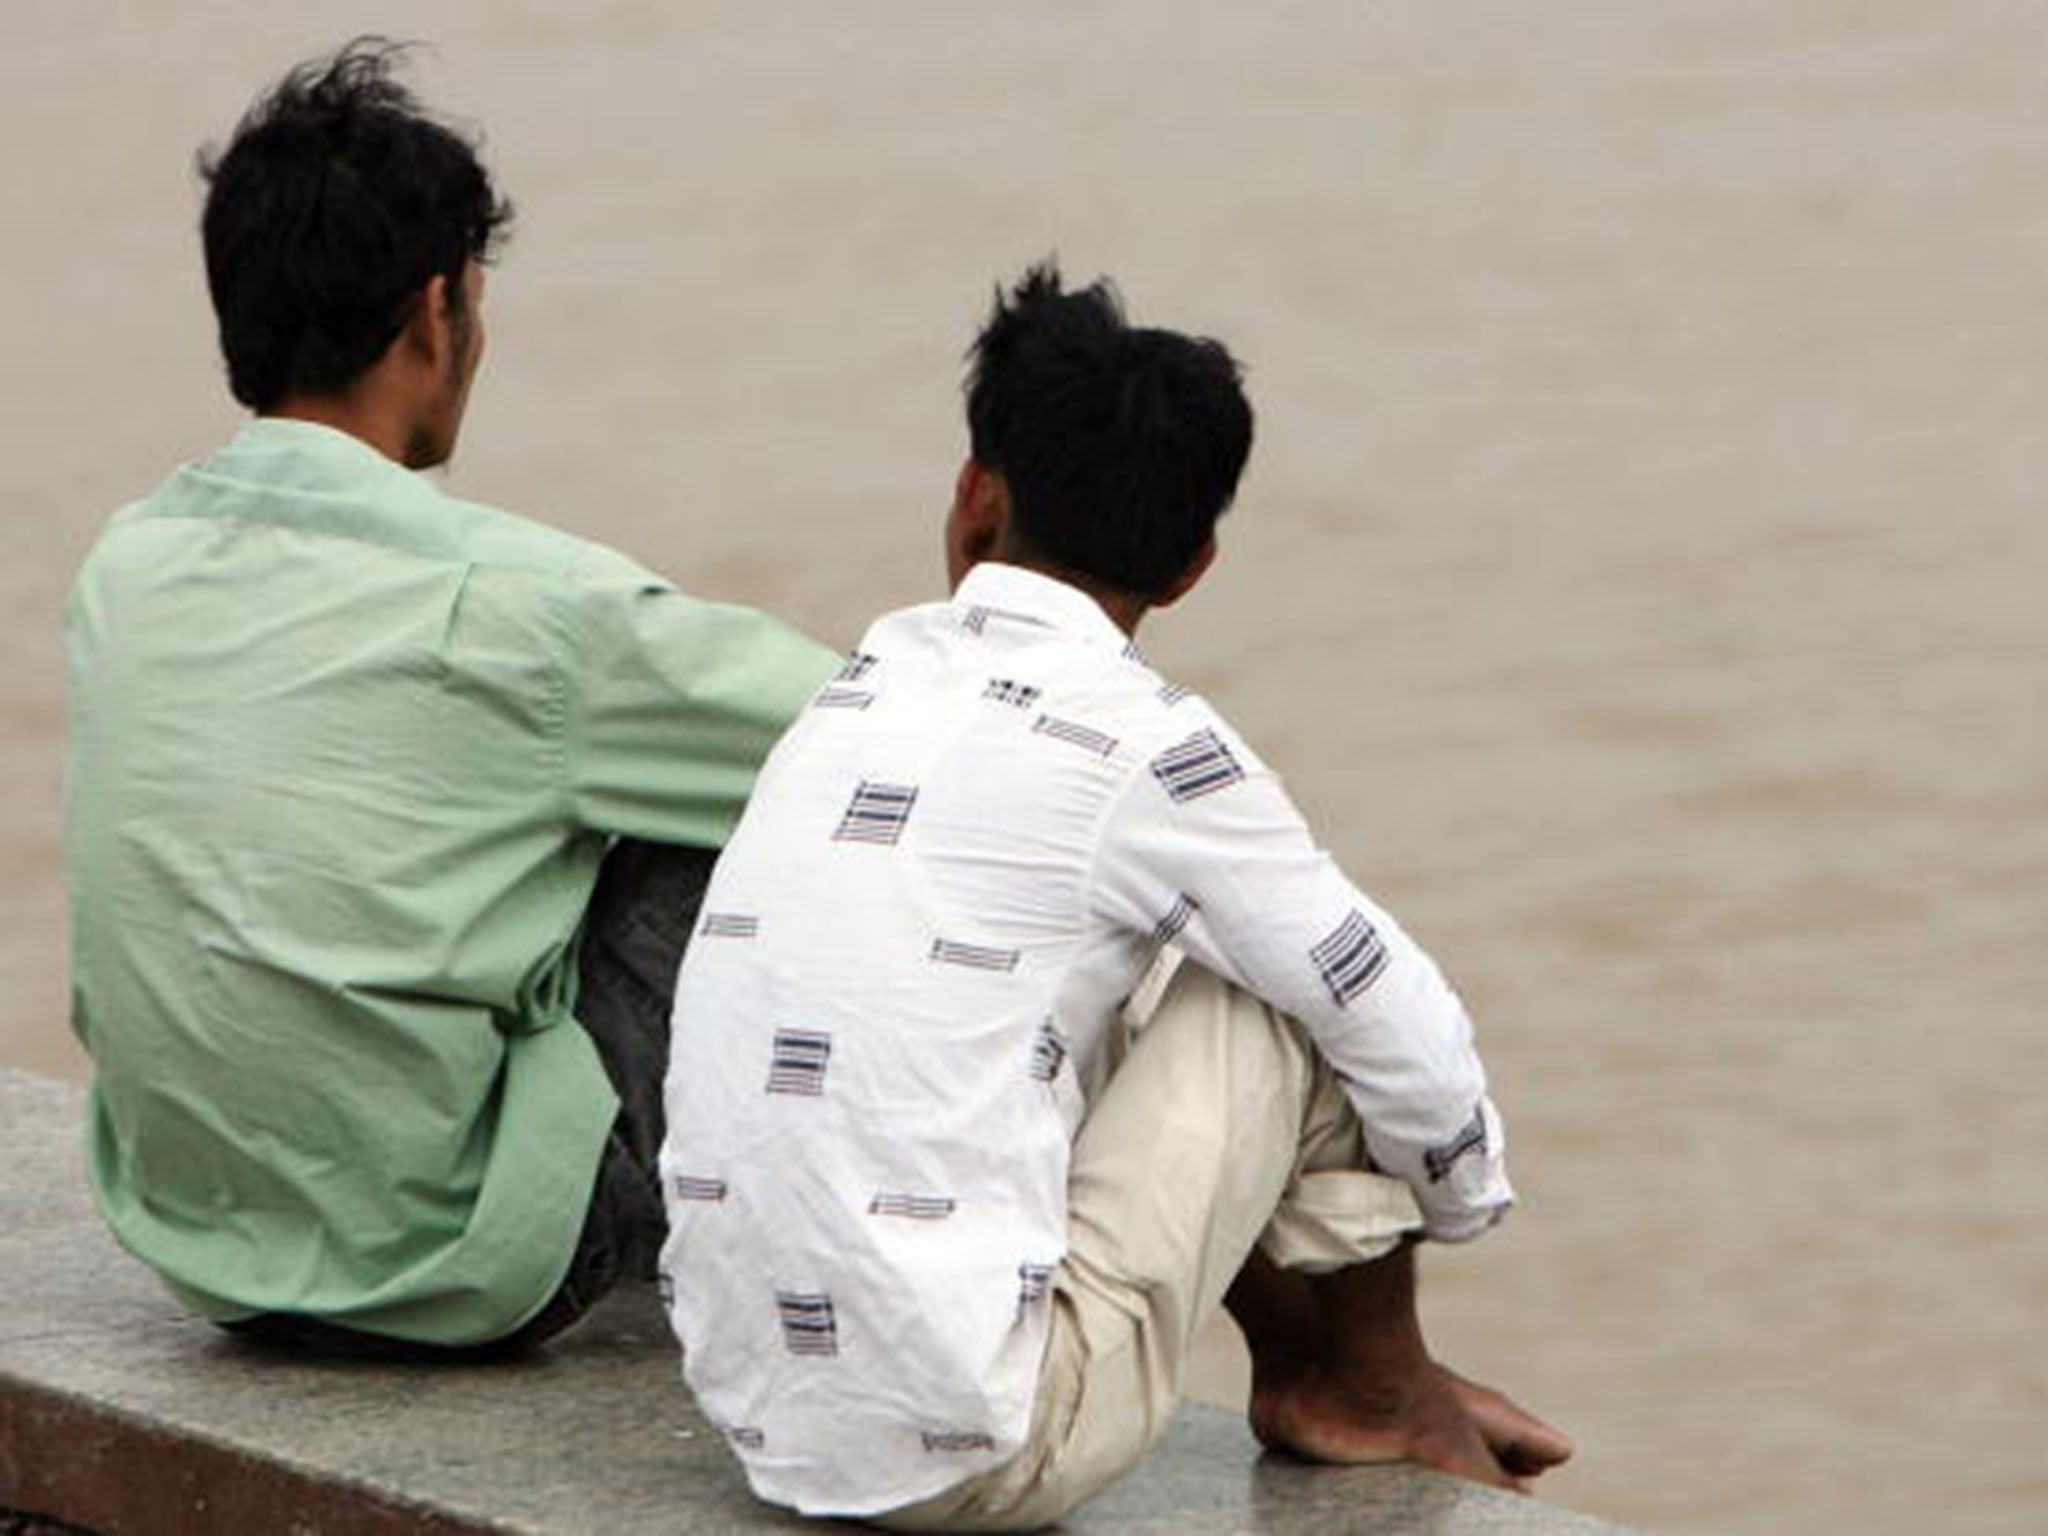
[{"xmin": 269, "ymin": 383, "xmax": 441, "ymax": 470}]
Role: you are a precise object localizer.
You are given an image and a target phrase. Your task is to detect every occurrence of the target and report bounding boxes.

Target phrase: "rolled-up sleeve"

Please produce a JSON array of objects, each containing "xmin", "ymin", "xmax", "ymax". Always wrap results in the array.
[
  {"xmin": 563, "ymin": 574, "xmax": 839, "ymax": 847},
  {"xmin": 1091, "ymin": 713, "xmax": 1513, "ymax": 1242}
]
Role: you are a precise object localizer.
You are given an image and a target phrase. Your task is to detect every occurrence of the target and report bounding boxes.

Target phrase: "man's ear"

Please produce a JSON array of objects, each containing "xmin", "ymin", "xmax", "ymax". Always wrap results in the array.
[
  {"xmin": 945, "ymin": 459, "xmax": 1010, "ymax": 585},
  {"xmin": 1153, "ymin": 534, "xmax": 1218, "ymax": 610},
  {"xmin": 400, "ymin": 274, "xmax": 455, "ymax": 367}
]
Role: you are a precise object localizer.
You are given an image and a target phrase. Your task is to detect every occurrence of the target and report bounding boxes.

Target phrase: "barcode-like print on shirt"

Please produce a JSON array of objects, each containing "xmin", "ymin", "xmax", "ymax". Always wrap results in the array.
[
  {"xmin": 962, "ymin": 605, "xmax": 1047, "ymax": 636},
  {"xmin": 776, "ymin": 1290, "xmax": 839, "ymax": 1357},
  {"xmin": 671, "ymin": 1175, "xmax": 729, "ymax": 1202},
  {"xmin": 766, "ymin": 1029, "xmax": 833, "ymax": 1096},
  {"xmin": 699, "ymin": 912, "xmax": 760, "ymax": 939},
  {"xmin": 834, "ymin": 781, "xmax": 918, "ymax": 845},
  {"xmin": 922, "ymin": 1430, "xmax": 997, "ymax": 1453},
  {"xmin": 1017, "ymin": 1262, "xmax": 1056, "ymax": 1306},
  {"xmin": 1157, "ymin": 681, "xmax": 1192, "ymax": 706},
  {"xmin": 726, "ymin": 1426, "xmax": 766, "ymax": 1451},
  {"xmin": 983, "ymin": 678, "xmax": 1041, "ymax": 709},
  {"xmin": 930, "ymin": 938, "xmax": 1022, "ymax": 972},
  {"xmin": 813, "ymin": 686, "xmax": 874, "ymax": 710},
  {"xmin": 1424, "ymin": 1103, "xmax": 1490, "ymax": 1184},
  {"xmin": 1151, "ymin": 894, "xmax": 1200, "ymax": 947},
  {"xmin": 837, "ymin": 652, "xmax": 879, "ymax": 682},
  {"xmin": 869, "ymin": 1192, "xmax": 958, "ymax": 1220},
  {"xmin": 1309, "ymin": 909, "xmax": 1389, "ymax": 1006},
  {"xmin": 1032, "ymin": 715, "xmax": 1119, "ymax": 758},
  {"xmin": 1027, "ymin": 1019, "xmax": 1068, "ymax": 1082},
  {"xmin": 1150, "ymin": 728, "xmax": 1245, "ymax": 802}
]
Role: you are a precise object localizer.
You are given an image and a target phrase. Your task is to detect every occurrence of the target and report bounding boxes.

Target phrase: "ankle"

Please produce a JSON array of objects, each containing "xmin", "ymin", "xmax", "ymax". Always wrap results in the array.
[
  {"xmin": 1323, "ymin": 1326, "xmax": 1430, "ymax": 1380},
  {"xmin": 1224, "ymin": 1249, "xmax": 1323, "ymax": 1363},
  {"xmin": 1303, "ymin": 1244, "xmax": 1429, "ymax": 1375}
]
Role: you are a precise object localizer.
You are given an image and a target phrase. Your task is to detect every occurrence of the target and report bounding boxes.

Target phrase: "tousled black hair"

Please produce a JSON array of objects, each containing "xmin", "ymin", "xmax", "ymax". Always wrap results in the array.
[
  {"xmin": 965, "ymin": 262, "xmax": 1254, "ymax": 599},
  {"xmin": 199, "ymin": 38, "xmax": 512, "ymax": 411}
]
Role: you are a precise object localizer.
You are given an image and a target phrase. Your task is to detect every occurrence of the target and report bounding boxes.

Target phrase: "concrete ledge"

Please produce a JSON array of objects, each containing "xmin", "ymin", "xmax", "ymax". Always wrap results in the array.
[{"xmin": 1, "ymin": 1070, "xmax": 1626, "ymax": 1534}]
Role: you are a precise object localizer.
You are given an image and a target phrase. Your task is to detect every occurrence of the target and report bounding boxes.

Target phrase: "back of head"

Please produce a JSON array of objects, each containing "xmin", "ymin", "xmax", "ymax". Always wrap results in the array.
[
  {"xmin": 199, "ymin": 38, "xmax": 512, "ymax": 412},
  {"xmin": 964, "ymin": 262, "xmax": 1254, "ymax": 600}
]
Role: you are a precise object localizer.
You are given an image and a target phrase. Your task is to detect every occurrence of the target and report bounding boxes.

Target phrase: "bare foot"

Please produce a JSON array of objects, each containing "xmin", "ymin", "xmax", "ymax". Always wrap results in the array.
[
  {"xmin": 1249, "ymin": 1357, "xmax": 1524, "ymax": 1492},
  {"xmin": 1228, "ymin": 1247, "xmax": 1573, "ymax": 1492},
  {"xmin": 1446, "ymin": 1369, "xmax": 1574, "ymax": 1479}
]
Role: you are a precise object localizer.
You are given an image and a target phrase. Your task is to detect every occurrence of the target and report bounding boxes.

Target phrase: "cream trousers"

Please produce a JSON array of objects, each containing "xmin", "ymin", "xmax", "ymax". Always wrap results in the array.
[{"xmin": 880, "ymin": 953, "xmax": 1422, "ymax": 1531}]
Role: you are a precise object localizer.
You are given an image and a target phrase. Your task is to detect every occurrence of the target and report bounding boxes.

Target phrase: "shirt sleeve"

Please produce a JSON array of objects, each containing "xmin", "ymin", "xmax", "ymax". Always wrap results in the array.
[
  {"xmin": 563, "ymin": 573, "xmax": 840, "ymax": 846},
  {"xmin": 1092, "ymin": 712, "xmax": 1512, "ymax": 1242}
]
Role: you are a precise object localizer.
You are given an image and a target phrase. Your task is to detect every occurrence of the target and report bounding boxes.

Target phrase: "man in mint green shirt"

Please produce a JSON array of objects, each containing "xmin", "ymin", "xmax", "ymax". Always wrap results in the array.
[{"xmin": 62, "ymin": 41, "xmax": 835, "ymax": 1352}]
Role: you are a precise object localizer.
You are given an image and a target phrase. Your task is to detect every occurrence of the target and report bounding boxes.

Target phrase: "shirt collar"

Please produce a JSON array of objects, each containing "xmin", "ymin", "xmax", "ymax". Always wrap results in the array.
[
  {"xmin": 209, "ymin": 416, "xmax": 427, "ymax": 502},
  {"xmin": 153, "ymin": 415, "xmax": 455, "ymax": 555},
  {"xmin": 951, "ymin": 562, "xmax": 1132, "ymax": 651},
  {"xmin": 229, "ymin": 414, "xmax": 404, "ymax": 467}
]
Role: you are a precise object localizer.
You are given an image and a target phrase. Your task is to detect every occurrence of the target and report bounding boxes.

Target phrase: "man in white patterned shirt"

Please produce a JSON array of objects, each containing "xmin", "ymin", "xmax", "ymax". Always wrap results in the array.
[{"xmin": 659, "ymin": 264, "xmax": 1572, "ymax": 1526}]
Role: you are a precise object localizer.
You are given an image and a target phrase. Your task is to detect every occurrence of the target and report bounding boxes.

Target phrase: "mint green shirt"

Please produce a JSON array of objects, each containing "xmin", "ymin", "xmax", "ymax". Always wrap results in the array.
[{"xmin": 63, "ymin": 419, "xmax": 837, "ymax": 1343}]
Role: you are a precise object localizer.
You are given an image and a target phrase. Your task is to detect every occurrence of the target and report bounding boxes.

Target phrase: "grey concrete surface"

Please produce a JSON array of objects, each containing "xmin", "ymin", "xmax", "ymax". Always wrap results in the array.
[{"xmin": 1, "ymin": 1069, "xmax": 1627, "ymax": 1534}]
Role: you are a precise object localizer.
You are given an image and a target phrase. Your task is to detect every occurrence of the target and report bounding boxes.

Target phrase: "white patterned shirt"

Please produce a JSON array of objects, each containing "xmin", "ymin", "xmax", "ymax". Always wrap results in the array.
[{"xmin": 658, "ymin": 561, "xmax": 1512, "ymax": 1516}]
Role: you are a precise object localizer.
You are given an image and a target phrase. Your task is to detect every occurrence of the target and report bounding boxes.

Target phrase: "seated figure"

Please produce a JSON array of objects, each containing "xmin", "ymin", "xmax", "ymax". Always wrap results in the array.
[
  {"xmin": 657, "ymin": 263, "xmax": 1572, "ymax": 1527},
  {"xmin": 63, "ymin": 40, "xmax": 834, "ymax": 1358}
]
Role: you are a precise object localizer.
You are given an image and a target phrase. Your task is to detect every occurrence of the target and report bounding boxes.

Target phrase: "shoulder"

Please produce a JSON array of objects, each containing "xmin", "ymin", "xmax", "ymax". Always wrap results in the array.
[
  {"xmin": 437, "ymin": 492, "xmax": 668, "ymax": 592},
  {"xmin": 1087, "ymin": 649, "xmax": 1271, "ymax": 773},
  {"xmin": 1094, "ymin": 665, "xmax": 1278, "ymax": 811}
]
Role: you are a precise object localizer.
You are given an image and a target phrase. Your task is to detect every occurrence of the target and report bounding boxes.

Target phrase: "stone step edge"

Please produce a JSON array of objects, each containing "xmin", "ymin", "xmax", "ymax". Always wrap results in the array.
[{"xmin": 1, "ymin": 1368, "xmax": 506, "ymax": 1536}]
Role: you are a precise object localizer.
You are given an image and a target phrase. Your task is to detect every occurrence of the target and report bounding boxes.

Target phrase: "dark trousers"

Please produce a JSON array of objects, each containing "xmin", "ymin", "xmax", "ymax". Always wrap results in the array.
[{"xmin": 224, "ymin": 839, "xmax": 715, "ymax": 1360}]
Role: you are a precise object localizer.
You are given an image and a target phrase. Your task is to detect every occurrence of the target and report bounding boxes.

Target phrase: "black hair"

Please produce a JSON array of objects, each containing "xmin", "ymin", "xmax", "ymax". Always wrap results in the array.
[
  {"xmin": 964, "ymin": 261, "xmax": 1253, "ymax": 599},
  {"xmin": 198, "ymin": 38, "xmax": 513, "ymax": 411}
]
